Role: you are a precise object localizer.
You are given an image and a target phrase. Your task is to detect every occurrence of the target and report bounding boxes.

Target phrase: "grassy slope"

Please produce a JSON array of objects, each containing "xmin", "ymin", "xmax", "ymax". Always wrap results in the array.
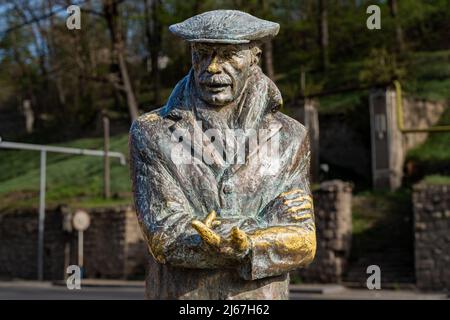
[
  {"xmin": 1, "ymin": 51, "xmax": 448, "ymax": 210},
  {"xmin": 352, "ymin": 190, "xmax": 411, "ymax": 236},
  {"xmin": 351, "ymin": 189, "xmax": 413, "ymax": 262},
  {"xmin": 317, "ymin": 50, "xmax": 450, "ymax": 114},
  {"xmin": 406, "ymin": 107, "xmax": 450, "ymax": 182},
  {"xmin": 404, "ymin": 50, "xmax": 450, "ymax": 101},
  {"xmin": 0, "ymin": 134, "xmax": 131, "ymax": 210},
  {"xmin": 405, "ymin": 50, "xmax": 450, "ymax": 177},
  {"xmin": 423, "ymin": 175, "xmax": 450, "ymax": 185}
]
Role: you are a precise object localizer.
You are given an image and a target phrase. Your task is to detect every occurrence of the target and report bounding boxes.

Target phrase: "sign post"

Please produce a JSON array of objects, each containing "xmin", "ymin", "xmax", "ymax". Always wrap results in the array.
[
  {"xmin": 0, "ymin": 138, "xmax": 125, "ymax": 280},
  {"xmin": 72, "ymin": 210, "xmax": 91, "ymax": 276},
  {"xmin": 37, "ymin": 150, "xmax": 46, "ymax": 281}
]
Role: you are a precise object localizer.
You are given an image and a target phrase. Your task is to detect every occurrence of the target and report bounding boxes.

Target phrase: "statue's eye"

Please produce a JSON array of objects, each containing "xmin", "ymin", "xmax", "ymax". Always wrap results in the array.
[
  {"xmin": 223, "ymin": 50, "xmax": 237, "ymax": 58},
  {"xmin": 197, "ymin": 48, "xmax": 210, "ymax": 56},
  {"xmin": 193, "ymin": 49, "xmax": 209, "ymax": 62}
]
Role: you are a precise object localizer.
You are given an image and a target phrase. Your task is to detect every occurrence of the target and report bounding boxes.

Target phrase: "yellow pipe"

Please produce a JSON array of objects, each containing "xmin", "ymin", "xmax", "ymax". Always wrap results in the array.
[{"xmin": 393, "ymin": 80, "xmax": 450, "ymax": 133}]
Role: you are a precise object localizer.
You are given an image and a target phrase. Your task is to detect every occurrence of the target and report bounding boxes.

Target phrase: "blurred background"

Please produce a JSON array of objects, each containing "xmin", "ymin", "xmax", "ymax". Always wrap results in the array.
[{"xmin": 0, "ymin": 0, "xmax": 449, "ymax": 299}]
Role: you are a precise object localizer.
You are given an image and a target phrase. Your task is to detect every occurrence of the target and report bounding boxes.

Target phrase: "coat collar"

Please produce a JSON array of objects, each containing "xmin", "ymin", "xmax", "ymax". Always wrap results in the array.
[{"xmin": 159, "ymin": 67, "xmax": 283, "ymax": 173}]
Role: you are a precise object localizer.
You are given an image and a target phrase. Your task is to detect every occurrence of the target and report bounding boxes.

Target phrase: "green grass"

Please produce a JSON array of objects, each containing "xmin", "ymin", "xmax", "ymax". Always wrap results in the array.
[
  {"xmin": 407, "ymin": 130, "xmax": 450, "ymax": 164},
  {"xmin": 1, "ymin": 50, "xmax": 449, "ymax": 210},
  {"xmin": 296, "ymin": 50, "xmax": 450, "ymax": 116},
  {"xmin": 405, "ymin": 50, "xmax": 450, "ymax": 101},
  {"xmin": 423, "ymin": 175, "xmax": 450, "ymax": 185},
  {"xmin": 0, "ymin": 134, "xmax": 132, "ymax": 211},
  {"xmin": 406, "ymin": 107, "xmax": 450, "ymax": 177},
  {"xmin": 352, "ymin": 190, "xmax": 410, "ymax": 235},
  {"xmin": 351, "ymin": 189, "xmax": 413, "ymax": 255},
  {"xmin": 317, "ymin": 91, "xmax": 366, "ymax": 115}
]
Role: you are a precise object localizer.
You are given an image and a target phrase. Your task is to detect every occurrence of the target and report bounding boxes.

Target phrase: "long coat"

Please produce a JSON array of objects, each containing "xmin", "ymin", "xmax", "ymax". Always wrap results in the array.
[{"xmin": 129, "ymin": 67, "xmax": 316, "ymax": 299}]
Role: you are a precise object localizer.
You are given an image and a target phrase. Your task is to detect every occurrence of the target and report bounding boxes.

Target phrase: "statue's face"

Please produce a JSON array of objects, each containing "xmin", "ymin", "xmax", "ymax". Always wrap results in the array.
[{"xmin": 192, "ymin": 43, "xmax": 259, "ymax": 106}]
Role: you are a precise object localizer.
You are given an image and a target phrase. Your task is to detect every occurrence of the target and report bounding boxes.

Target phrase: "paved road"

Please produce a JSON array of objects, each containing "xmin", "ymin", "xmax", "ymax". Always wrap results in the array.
[
  {"xmin": 0, "ymin": 281, "xmax": 447, "ymax": 300},
  {"xmin": 0, "ymin": 281, "xmax": 144, "ymax": 300},
  {"xmin": 290, "ymin": 289, "xmax": 448, "ymax": 300}
]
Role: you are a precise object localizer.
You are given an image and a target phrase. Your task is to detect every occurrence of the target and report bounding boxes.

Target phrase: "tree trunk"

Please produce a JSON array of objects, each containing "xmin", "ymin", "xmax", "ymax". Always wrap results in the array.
[
  {"xmin": 389, "ymin": 0, "xmax": 405, "ymax": 53},
  {"xmin": 264, "ymin": 39, "xmax": 275, "ymax": 80},
  {"xmin": 48, "ymin": 0, "xmax": 67, "ymax": 109},
  {"xmin": 103, "ymin": 0, "xmax": 139, "ymax": 122},
  {"xmin": 118, "ymin": 51, "xmax": 139, "ymax": 121},
  {"xmin": 318, "ymin": 0, "xmax": 329, "ymax": 71},
  {"xmin": 144, "ymin": 0, "xmax": 162, "ymax": 106}
]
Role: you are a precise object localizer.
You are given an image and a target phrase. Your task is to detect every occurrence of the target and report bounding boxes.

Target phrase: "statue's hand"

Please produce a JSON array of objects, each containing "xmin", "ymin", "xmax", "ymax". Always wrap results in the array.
[
  {"xmin": 276, "ymin": 189, "xmax": 313, "ymax": 222},
  {"xmin": 191, "ymin": 211, "xmax": 250, "ymax": 261},
  {"xmin": 191, "ymin": 210, "xmax": 221, "ymax": 247},
  {"xmin": 202, "ymin": 210, "xmax": 222, "ymax": 229}
]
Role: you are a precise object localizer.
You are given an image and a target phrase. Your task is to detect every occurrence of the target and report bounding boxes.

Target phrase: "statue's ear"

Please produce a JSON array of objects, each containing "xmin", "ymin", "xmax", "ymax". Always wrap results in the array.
[{"xmin": 251, "ymin": 45, "xmax": 262, "ymax": 65}]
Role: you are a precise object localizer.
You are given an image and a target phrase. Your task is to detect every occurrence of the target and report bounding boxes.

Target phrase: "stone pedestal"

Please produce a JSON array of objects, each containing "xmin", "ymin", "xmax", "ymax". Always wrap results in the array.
[
  {"xmin": 294, "ymin": 180, "xmax": 353, "ymax": 283},
  {"xmin": 145, "ymin": 258, "xmax": 289, "ymax": 300}
]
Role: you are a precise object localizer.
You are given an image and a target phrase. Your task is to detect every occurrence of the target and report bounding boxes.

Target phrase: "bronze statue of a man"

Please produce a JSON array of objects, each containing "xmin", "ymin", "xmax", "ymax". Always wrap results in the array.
[{"xmin": 130, "ymin": 10, "xmax": 316, "ymax": 300}]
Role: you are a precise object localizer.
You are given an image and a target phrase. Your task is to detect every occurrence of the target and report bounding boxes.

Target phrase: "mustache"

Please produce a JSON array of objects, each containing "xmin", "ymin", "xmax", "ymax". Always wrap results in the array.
[{"xmin": 198, "ymin": 74, "xmax": 232, "ymax": 86}]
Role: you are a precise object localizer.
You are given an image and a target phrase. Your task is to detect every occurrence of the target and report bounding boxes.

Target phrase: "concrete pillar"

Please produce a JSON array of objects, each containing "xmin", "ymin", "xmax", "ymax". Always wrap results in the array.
[
  {"xmin": 369, "ymin": 88, "xmax": 403, "ymax": 190},
  {"xmin": 298, "ymin": 99, "xmax": 320, "ymax": 183}
]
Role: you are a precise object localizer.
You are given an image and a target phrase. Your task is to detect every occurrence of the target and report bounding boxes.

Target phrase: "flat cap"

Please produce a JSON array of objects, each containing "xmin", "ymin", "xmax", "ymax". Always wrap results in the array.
[{"xmin": 169, "ymin": 10, "xmax": 280, "ymax": 44}]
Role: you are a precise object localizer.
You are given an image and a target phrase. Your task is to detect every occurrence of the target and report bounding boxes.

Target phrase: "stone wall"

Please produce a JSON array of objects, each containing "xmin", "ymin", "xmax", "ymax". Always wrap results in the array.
[
  {"xmin": 0, "ymin": 207, "xmax": 66, "ymax": 280},
  {"xmin": 402, "ymin": 97, "xmax": 446, "ymax": 153},
  {"xmin": 1, "ymin": 182, "xmax": 353, "ymax": 282},
  {"xmin": 294, "ymin": 180, "xmax": 353, "ymax": 283},
  {"xmin": 80, "ymin": 207, "xmax": 147, "ymax": 279},
  {"xmin": 0, "ymin": 206, "xmax": 147, "ymax": 280},
  {"xmin": 413, "ymin": 183, "xmax": 450, "ymax": 292}
]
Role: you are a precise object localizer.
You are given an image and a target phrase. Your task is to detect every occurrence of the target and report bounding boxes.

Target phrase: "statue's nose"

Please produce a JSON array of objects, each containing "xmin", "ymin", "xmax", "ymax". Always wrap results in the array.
[{"xmin": 207, "ymin": 55, "xmax": 221, "ymax": 74}]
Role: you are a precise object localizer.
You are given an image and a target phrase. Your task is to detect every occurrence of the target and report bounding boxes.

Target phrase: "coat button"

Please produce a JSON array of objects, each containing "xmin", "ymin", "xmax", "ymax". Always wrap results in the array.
[{"xmin": 223, "ymin": 185, "xmax": 233, "ymax": 194}]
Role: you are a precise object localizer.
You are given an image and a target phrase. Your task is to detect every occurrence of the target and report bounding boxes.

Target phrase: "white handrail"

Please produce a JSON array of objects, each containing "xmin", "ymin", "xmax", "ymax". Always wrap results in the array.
[
  {"xmin": 0, "ymin": 140, "xmax": 126, "ymax": 165},
  {"xmin": 0, "ymin": 136, "xmax": 127, "ymax": 280}
]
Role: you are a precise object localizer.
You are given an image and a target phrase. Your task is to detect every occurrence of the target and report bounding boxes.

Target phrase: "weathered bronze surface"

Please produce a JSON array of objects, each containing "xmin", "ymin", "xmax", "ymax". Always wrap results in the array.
[{"xmin": 129, "ymin": 10, "xmax": 316, "ymax": 299}]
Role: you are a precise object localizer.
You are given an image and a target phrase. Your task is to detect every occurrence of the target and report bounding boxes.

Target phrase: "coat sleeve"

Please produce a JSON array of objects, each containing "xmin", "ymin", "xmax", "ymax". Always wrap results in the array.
[
  {"xmin": 129, "ymin": 119, "xmax": 234, "ymax": 269},
  {"xmin": 238, "ymin": 133, "xmax": 317, "ymax": 280}
]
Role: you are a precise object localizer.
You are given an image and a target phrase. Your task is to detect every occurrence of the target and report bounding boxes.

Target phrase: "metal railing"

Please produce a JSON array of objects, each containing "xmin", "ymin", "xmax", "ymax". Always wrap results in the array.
[{"xmin": 0, "ymin": 137, "xmax": 126, "ymax": 281}]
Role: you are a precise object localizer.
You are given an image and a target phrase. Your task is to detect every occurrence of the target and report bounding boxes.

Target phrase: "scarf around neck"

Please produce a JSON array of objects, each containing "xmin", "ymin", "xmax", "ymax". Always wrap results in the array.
[{"xmin": 160, "ymin": 65, "xmax": 283, "ymax": 133}]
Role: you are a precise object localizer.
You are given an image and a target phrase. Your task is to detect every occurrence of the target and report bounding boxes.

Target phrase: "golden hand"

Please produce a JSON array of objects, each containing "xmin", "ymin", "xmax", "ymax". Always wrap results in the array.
[{"xmin": 191, "ymin": 210, "xmax": 250, "ymax": 257}]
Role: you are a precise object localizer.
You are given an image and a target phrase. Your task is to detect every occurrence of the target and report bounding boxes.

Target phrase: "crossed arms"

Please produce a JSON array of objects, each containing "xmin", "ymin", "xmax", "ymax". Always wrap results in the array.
[{"xmin": 130, "ymin": 120, "xmax": 316, "ymax": 280}]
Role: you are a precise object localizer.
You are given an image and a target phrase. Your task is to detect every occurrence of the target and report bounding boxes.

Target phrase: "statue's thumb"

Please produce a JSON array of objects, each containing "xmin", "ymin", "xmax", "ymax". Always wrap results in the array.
[
  {"xmin": 231, "ymin": 227, "xmax": 249, "ymax": 251},
  {"xmin": 192, "ymin": 220, "xmax": 221, "ymax": 247}
]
